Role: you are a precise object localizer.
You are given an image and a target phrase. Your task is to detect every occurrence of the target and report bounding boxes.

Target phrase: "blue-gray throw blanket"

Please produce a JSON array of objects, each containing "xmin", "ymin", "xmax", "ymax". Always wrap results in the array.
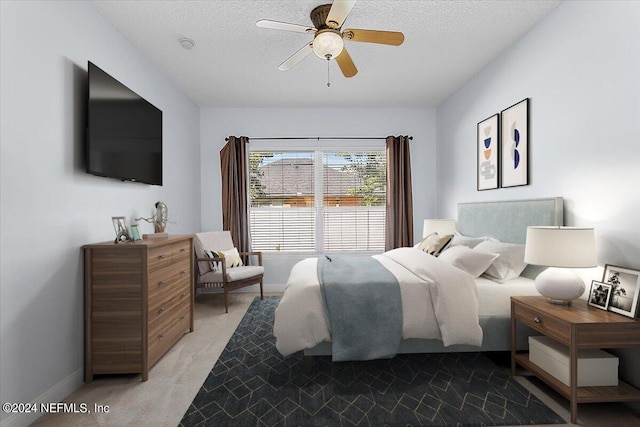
[{"xmin": 317, "ymin": 255, "xmax": 402, "ymax": 361}]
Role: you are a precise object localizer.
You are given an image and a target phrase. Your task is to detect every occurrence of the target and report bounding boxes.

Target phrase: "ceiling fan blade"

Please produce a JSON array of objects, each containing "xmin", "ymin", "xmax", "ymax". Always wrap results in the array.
[
  {"xmin": 326, "ymin": 0, "xmax": 357, "ymax": 29},
  {"xmin": 335, "ymin": 47, "xmax": 357, "ymax": 78},
  {"xmin": 278, "ymin": 43, "xmax": 313, "ymax": 71},
  {"xmin": 343, "ymin": 28, "xmax": 404, "ymax": 46},
  {"xmin": 256, "ymin": 19, "xmax": 316, "ymax": 34}
]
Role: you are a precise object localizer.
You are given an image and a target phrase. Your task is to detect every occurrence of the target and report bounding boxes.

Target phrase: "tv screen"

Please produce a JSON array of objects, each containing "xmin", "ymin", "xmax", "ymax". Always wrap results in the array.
[{"xmin": 86, "ymin": 61, "xmax": 162, "ymax": 185}]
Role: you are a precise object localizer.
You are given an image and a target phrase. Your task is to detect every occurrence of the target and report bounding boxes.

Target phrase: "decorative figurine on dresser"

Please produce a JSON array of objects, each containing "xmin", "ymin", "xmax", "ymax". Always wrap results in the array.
[{"xmin": 136, "ymin": 201, "xmax": 169, "ymax": 238}]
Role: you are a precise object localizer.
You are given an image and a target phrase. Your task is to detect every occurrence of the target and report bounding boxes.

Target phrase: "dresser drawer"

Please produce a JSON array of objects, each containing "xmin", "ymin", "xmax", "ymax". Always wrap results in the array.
[
  {"xmin": 513, "ymin": 302, "xmax": 570, "ymax": 344},
  {"xmin": 148, "ymin": 259, "xmax": 191, "ymax": 301},
  {"xmin": 148, "ymin": 305, "xmax": 191, "ymax": 367},
  {"xmin": 148, "ymin": 281, "xmax": 191, "ymax": 328},
  {"xmin": 148, "ymin": 240, "xmax": 191, "ymax": 272}
]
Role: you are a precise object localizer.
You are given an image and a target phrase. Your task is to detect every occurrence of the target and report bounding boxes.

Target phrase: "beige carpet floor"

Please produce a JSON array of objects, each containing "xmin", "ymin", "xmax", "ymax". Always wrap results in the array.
[{"xmin": 32, "ymin": 292, "xmax": 640, "ymax": 426}]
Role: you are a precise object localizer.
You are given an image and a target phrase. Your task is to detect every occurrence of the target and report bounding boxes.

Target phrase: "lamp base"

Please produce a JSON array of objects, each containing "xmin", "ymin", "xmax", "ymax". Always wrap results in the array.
[{"xmin": 534, "ymin": 267, "xmax": 585, "ymax": 304}]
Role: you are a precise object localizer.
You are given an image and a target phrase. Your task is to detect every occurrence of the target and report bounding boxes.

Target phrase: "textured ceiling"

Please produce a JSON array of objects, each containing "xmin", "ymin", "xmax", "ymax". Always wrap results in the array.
[{"xmin": 90, "ymin": 0, "xmax": 561, "ymax": 108}]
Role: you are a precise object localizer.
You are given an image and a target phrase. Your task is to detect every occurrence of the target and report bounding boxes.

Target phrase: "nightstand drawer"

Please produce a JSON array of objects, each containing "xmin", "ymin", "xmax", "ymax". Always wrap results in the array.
[{"xmin": 514, "ymin": 303, "xmax": 570, "ymax": 344}]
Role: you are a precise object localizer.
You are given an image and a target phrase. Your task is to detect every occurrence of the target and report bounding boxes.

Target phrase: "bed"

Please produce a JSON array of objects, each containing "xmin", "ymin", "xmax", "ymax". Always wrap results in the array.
[{"xmin": 273, "ymin": 197, "xmax": 564, "ymax": 358}]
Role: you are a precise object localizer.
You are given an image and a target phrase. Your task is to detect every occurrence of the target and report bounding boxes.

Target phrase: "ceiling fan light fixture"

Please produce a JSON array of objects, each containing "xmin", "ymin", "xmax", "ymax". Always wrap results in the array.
[{"xmin": 312, "ymin": 29, "xmax": 343, "ymax": 59}]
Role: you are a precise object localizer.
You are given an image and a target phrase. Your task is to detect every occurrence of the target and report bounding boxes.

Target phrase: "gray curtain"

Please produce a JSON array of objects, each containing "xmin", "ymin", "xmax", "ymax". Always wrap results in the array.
[
  {"xmin": 385, "ymin": 135, "xmax": 414, "ymax": 250},
  {"xmin": 220, "ymin": 136, "xmax": 250, "ymax": 253}
]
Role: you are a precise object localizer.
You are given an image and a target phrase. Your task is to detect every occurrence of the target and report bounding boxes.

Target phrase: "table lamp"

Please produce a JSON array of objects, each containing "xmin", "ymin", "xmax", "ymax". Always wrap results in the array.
[
  {"xmin": 422, "ymin": 219, "xmax": 456, "ymax": 238},
  {"xmin": 524, "ymin": 226, "xmax": 597, "ymax": 304}
]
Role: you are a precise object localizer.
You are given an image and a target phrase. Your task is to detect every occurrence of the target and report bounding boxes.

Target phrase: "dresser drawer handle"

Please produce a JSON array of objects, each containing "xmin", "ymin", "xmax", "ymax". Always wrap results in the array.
[
  {"xmin": 180, "ymin": 315, "xmax": 186, "ymax": 321},
  {"xmin": 159, "ymin": 280, "xmax": 167, "ymax": 286},
  {"xmin": 159, "ymin": 307, "xmax": 166, "ymax": 313},
  {"xmin": 181, "ymin": 292, "xmax": 187, "ymax": 298},
  {"xmin": 180, "ymin": 271, "xmax": 187, "ymax": 276},
  {"xmin": 534, "ymin": 316, "xmax": 541, "ymax": 324},
  {"xmin": 159, "ymin": 254, "xmax": 166, "ymax": 259},
  {"xmin": 180, "ymin": 248, "xmax": 186, "ymax": 253},
  {"xmin": 159, "ymin": 334, "xmax": 165, "ymax": 340}
]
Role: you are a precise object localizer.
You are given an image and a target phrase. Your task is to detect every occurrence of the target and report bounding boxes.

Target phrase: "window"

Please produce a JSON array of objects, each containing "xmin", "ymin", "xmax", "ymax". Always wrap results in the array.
[{"xmin": 249, "ymin": 149, "xmax": 386, "ymax": 253}]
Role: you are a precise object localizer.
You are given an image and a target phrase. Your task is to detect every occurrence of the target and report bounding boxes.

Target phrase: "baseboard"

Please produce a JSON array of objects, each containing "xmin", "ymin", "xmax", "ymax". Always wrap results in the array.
[{"xmin": 0, "ymin": 368, "xmax": 84, "ymax": 427}]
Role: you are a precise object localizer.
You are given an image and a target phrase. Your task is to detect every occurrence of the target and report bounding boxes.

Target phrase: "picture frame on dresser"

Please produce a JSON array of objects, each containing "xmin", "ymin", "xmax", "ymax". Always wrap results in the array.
[
  {"xmin": 112, "ymin": 216, "xmax": 130, "ymax": 243},
  {"xmin": 130, "ymin": 224, "xmax": 142, "ymax": 241},
  {"xmin": 588, "ymin": 280, "xmax": 612, "ymax": 311},
  {"xmin": 477, "ymin": 113, "xmax": 499, "ymax": 191},
  {"xmin": 500, "ymin": 98, "xmax": 529, "ymax": 188},
  {"xmin": 602, "ymin": 264, "xmax": 640, "ymax": 318}
]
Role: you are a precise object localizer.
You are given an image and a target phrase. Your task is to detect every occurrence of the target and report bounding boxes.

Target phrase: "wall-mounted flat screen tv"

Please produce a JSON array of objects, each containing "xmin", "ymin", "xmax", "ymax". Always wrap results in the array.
[{"xmin": 86, "ymin": 61, "xmax": 162, "ymax": 185}]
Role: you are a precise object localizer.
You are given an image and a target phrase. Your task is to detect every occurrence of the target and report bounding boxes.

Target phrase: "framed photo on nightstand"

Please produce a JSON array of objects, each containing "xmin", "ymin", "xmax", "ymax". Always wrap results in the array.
[
  {"xmin": 602, "ymin": 264, "xmax": 640, "ymax": 318},
  {"xmin": 588, "ymin": 281, "xmax": 612, "ymax": 311}
]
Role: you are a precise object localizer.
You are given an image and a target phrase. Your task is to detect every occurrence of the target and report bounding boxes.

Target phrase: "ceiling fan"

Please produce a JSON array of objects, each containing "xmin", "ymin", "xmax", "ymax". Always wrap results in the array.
[{"xmin": 256, "ymin": 0, "xmax": 404, "ymax": 78}]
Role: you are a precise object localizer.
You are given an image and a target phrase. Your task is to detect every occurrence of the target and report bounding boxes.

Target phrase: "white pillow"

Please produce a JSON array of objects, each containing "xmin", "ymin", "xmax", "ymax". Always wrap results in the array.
[
  {"xmin": 449, "ymin": 232, "xmax": 488, "ymax": 249},
  {"xmin": 438, "ymin": 246, "xmax": 499, "ymax": 278},
  {"xmin": 474, "ymin": 239, "xmax": 527, "ymax": 283}
]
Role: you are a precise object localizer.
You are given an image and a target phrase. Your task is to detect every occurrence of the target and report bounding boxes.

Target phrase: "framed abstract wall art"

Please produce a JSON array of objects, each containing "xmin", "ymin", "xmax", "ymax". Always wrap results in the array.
[
  {"xmin": 477, "ymin": 114, "xmax": 499, "ymax": 191},
  {"xmin": 500, "ymin": 98, "xmax": 529, "ymax": 187}
]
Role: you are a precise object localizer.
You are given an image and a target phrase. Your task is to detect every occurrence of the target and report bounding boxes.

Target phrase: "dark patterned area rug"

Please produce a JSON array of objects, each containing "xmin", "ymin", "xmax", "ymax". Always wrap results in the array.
[{"xmin": 181, "ymin": 296, "xmax": 564, "ymax": 426}]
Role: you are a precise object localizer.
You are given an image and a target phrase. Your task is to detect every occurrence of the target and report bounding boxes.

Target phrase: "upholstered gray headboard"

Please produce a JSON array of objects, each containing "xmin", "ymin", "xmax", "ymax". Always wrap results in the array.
[
  {"xmin": 457, "ymin": 197, "xmax": 563, "ymax": 244},
  {"xmin": 457, "ymin": 198, "xmax": 563, "ymax": 279}
]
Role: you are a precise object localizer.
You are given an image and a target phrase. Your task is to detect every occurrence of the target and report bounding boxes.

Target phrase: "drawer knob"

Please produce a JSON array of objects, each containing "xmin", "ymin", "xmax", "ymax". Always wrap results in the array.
[
  {"xmin": 159, "ymin": 307, "xmax": 166, "ymax": 313},
  {"xmin": 181, "ymin": 292, "xmax": 187, "ymax": 298},
  {"xmin": 159, "ymin": 254, "xmax": 166, "ymax": 259},
  {"xmin": 181, "ymin": 315, "xmax": 186, "ymax": 320},
  {"xmin": 534, "ymin": 316, "xmax": 541, "ymax": 323},
  {"xmin": 159, "ymin": 334, "xmax": 165, "ymax": 340},
  {"xmin": 159, "ymin": 280, "xmax": 166, "ymax": 286},
  {"xmin": 180, "ymin": 271, "xmax": 187, "ymax": 276},
  {"xmin": 180, "ymin": 248, "xmax": 186, "ymax": 253}
]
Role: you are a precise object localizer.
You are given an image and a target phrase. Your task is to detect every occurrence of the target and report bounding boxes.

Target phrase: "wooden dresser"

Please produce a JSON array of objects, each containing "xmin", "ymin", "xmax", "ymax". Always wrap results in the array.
[{"xmin": 83, "ymin": 234, "xmax": 194, "ymax": 382}]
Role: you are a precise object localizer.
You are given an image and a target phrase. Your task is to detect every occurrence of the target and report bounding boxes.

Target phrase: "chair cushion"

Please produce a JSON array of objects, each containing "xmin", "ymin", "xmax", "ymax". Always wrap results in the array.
[
  {"xmin": 199, "ymin": 265, "xmax": 264, "ymax": 285},
  {"xmin": 194, "ymin": 231, "xmax": 236, "ymax": 275}
]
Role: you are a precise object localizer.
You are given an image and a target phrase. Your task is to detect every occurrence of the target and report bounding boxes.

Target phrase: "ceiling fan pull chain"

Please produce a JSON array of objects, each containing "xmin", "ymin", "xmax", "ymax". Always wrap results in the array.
[{"xmin": 326, "ymin": 56, "xmax": 331, "ymax": 87}]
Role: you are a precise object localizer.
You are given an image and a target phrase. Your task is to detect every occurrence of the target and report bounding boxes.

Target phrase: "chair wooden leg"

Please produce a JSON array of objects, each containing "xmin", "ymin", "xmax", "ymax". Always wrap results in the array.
[
  {"xmin": 223, "ymin": 288, "xmax": 229, "ymax": 313},
  {"xmin": 259, "ymin": 279, "xmax": 264, "ymax": 300}
]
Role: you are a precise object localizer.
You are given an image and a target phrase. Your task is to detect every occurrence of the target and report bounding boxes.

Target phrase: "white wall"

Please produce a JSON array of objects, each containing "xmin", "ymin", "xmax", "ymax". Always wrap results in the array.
[
  {"xmin": 200, "ymin": 108, "xmax": 436, "ymax": 287},
  {"xmin": 0, "ymin": 1, "xmax": 201, "ymax": 424},
  {"xmin": 436, "ymin": 0, "xmax": 640, "ymax": 386}
]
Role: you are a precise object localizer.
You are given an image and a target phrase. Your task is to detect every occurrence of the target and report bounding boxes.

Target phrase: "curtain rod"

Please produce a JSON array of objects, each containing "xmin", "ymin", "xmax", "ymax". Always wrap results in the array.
[{"xmin": 224, "ymin": 136, "xmax": 413, "ymax": 142}]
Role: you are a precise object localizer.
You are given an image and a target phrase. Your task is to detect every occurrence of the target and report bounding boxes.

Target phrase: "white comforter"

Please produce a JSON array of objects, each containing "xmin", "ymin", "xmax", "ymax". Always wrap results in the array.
[{"xmin": 273, "ymin": 247, "xmax": 483, "ymax": 356}]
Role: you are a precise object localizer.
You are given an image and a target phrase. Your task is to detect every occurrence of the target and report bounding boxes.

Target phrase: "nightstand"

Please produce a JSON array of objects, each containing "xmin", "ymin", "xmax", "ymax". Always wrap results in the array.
[{"xmin": 511, "ymin": 295, "xmax": 640, "ymax": 424}]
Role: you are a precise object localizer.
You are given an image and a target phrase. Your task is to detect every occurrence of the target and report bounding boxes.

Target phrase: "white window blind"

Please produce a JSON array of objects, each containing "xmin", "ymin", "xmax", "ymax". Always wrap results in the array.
[{"xmin": 249, "ymin": 149, "xmax": 386, "ymax": 253}]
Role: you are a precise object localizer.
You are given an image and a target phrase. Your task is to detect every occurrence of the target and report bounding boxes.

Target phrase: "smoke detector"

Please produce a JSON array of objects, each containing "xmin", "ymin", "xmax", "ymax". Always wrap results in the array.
[{"xmin": 179, "ymin": 37, "xmax": 195, "ymax": 50}]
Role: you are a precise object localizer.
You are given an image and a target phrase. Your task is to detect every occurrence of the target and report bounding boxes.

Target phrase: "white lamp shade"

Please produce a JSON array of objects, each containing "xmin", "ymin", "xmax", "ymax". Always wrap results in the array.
[
  {"xmin": 524, "ymin": 226, "xmax": 597, "ymax": 268},
  {"xmin": 422, "ymin": 219, "xmax": 456, "ymax": 238},
  {"xmin": 312, "ymin": 29, "xmax": 344, "ymax": 59}
]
